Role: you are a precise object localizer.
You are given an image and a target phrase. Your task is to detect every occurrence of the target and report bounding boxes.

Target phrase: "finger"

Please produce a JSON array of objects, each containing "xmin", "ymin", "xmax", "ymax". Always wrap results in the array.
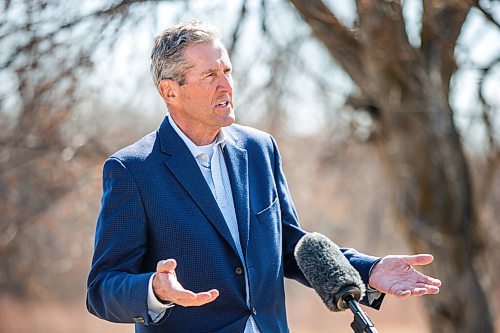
[
  {"xmin": 157, "ymin": 259, "xmax": 177, "ymax": 273},
  {"xmin": 412, "ymin": 285, "xmax": 440, "ymax": 296},
  {"xmin": 208, "ymin": 289, "xmax": 219, "ymax": 298},
  {"xmin": 394, "ymin": 290, "xmax": 411, "ymax": 299},
  {"xmin": 175, "ymin": 289, "xmax": 219, "ymax": 307},
  {"xmin": 193, "ymin": 290, "xmax": 219, "ymax": 303},
  {"xmin": 412, "ymin": 269, "xmax": 442, "ymax": 287},
  {"xmin": 162, "ymin": 280, "xmax": 219, "ymax": 305},
  {"xmin": 419, "ymin": 275, "xmax": 442, "ymax": 287},
  {"xmin": 423, "ymin": 285, "xmax": 440, "ymax": 294},
  {"xmin": 168, "ymin": 288, "xmax": 197, "ymax": 302},
  {"xmin": 410, "ymin": 287, "xmax": 430, "ymax": 296},
  {"xmin": 403, "ymin": 254, "xmax": 434, "ymax": 266}
]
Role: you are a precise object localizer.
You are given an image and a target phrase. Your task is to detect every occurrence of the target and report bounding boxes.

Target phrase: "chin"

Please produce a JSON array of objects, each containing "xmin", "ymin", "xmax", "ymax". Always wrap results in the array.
[
  {"xmin": 221, "ymin": 117, "xmax": 235, "ymax": 127},
  {"xmin": 219, "ymin": 111, "xmax": 235, "ymax": 126}
]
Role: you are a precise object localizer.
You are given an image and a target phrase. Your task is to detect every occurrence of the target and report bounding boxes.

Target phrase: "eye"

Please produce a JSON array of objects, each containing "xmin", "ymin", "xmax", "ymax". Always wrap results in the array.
[{"xmin": 205, "ymin": 72, "xmax": 216, "ymax": 79}]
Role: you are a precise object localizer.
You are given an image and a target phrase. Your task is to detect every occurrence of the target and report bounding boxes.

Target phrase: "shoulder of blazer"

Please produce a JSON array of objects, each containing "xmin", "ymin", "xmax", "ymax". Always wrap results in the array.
[
  {"xmin": 108, "ymin": 130, "xmax": 159, "ymax": 165},
  {"xmin": 226, "ymin": 123, "xmax": 274, "ymax": 150}
]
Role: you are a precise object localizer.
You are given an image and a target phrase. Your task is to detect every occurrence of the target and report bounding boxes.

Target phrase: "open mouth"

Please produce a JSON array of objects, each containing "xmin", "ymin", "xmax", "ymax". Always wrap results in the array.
[{"xmin": 215, "ymin": 101, "xmax": 230, "ymax": 108}]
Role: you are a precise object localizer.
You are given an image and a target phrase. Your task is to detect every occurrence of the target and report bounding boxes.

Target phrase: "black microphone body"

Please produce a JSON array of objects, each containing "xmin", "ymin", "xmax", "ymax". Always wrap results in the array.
[
  {"xmin": 294, "ymin": 232, "xmax": 379, "ymax": 333},
  {"xmin": 345, "ymin": 294, "xmax": 378, "ymax": 333}
]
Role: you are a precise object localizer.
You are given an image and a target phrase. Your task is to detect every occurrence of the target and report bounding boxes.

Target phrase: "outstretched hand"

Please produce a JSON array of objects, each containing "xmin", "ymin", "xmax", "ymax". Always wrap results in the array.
[
  {"xmin": 368, "ymin": 254, "xmax": 441, "ymax": 298},
  {"xmin": 152, "ymin": 259, "xmax": 219, "ymax": 306}
]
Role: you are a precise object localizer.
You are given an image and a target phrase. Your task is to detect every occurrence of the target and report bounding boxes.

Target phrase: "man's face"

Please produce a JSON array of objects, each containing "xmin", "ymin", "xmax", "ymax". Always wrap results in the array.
[{"xmin": 169, "ymin": 41, "xmax": 234, "ymax": 142}]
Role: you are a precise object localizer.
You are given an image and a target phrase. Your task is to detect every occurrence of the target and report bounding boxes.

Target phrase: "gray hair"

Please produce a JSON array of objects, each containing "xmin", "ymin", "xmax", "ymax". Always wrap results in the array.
[{"xmin": 150, "ymin": 20, "xmax": 222, "ymax": 87}]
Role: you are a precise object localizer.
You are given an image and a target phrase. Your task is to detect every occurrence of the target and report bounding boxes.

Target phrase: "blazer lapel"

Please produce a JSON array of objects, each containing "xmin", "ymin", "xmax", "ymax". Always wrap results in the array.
[
  {"xmin": 157, "ymin": 117, "xmax": 240, "ymax": 256},
  {"xmin": 223, "ymin": 142, "xmax": 250, "ymax": 259}
]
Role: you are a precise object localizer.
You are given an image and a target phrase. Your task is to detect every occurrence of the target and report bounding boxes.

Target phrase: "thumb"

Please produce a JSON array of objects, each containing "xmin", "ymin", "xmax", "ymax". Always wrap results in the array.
[
  {"xmin": 157, "ymin": 258, "xmax": 177, "ymax": 273},
  {"xmin": 404, "ymin": 254, "xmax": 434, "ymax": 266}
]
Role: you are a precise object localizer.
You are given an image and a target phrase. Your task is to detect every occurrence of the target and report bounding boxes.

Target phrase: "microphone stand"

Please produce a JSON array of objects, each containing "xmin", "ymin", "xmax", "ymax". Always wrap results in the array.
[{"xmin": 344, "ymin": 295, "xmax": 379, "ymax": 333}]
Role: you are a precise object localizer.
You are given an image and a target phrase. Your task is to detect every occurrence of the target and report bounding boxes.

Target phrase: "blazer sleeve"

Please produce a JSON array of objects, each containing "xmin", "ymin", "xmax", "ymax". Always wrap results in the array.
[
  {"xmin": 86, "ymin": 157, "xmax": 158, "ymax": 325},
  {"xmin": 269, "ymin": 136, "xmax": 385, "ymax": 309},
  {"xmin": 268, "ymin": 135, "xmax": 309, "ymax": 286}
]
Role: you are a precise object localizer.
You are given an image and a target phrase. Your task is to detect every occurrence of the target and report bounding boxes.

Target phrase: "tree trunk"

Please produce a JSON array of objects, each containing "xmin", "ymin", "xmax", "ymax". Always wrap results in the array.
[
  {"xmin": 288, "ymin": 0, "xmax": 495, "ymax": 331},
  {"xmin": 375, "ymin": 89, "xmax": 494, "ymax": 333}
]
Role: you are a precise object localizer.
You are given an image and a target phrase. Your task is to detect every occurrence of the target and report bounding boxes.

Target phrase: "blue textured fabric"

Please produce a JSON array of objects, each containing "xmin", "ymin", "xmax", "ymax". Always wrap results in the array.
[{"xmin": 86, "ymin": 116, "xmax": 382, "ymax": 333}]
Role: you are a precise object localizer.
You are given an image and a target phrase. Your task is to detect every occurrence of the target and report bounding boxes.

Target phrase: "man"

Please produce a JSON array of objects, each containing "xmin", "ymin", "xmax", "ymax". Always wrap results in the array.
[{"xmin": 87, "ymin": 21, "xmax": 441, "ymax": 333}]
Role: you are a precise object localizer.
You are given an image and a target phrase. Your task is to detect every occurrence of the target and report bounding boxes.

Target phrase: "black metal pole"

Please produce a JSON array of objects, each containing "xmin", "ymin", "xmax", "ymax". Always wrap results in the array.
[{"xmin": 345, "ymin": 296, "xmax": 379, "ymax": 333}]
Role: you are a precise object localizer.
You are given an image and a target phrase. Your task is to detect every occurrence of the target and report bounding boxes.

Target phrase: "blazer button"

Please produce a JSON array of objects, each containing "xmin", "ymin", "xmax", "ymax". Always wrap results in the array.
[
  {"xmin": 235, "ymin": 267, "xmax": 243, "ymax": 275},
  {"xmin": 251, "ymin": 307, "xmax": 257, "ymax": 316},
  {"xmin": 133, "ymin": 316, "xmax": 145, "ymax": 324}
]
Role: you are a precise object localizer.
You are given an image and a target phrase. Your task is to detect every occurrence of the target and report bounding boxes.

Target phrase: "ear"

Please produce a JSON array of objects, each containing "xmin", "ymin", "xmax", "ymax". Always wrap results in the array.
[{"xmin": 158, "ymin": 80, "xmax": 179, "ymax": 104}]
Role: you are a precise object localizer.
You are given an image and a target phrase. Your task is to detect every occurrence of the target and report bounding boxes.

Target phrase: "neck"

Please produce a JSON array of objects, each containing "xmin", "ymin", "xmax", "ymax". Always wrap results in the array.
[
  {"xmin": 169, "ymin": 115, "xmax": 219, "ymax": 146},
  {"xmin": 187, "ymin": 131, "xmax": 219, "ymax": 146}
]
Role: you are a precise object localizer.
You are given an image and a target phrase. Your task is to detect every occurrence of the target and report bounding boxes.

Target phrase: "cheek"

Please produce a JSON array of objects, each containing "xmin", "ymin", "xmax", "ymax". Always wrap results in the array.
[{"xmin": 187, "ymin": 87, "xmax": 216, "ymax": 106}]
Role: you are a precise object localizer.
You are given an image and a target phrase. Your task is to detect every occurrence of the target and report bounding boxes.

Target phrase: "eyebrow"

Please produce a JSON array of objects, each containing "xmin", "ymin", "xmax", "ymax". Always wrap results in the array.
[
  {"xmin": 200, "ymin": 65, "xmax": 232, "ymax": 76},
  {"xmin": 200, "ymin": 68, "xmax": 217, "ymax": 76}
]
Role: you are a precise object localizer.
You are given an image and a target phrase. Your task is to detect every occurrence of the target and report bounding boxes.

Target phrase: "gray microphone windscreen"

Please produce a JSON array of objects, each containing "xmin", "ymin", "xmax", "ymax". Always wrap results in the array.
[{"xmin": 294, "ymin": 232, "xmax": 366, "ymax": 312}]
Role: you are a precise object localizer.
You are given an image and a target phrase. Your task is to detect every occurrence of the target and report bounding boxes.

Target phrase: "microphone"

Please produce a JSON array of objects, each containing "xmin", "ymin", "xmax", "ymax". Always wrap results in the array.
[{"xmin": 295, "ymin": 232, "xmax": 378, "ymax": 333}]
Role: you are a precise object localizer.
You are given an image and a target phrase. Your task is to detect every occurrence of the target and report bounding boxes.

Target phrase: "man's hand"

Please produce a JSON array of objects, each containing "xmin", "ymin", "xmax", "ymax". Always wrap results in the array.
[
  {"xmin": 152, "ymin": 259, "xmax": 219, "ymax": 306},
  {"xmin": 368, "ymin": 254, "xmax": 441, "ymax": 298}
]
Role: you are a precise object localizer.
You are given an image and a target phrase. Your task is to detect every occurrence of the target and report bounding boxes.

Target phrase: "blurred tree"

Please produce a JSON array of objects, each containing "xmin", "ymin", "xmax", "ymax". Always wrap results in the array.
[
  {"xmin": 0, "ymin": 0, "xmax": 498, "ymax": 332},
  {"xmin": 288, "ymin": 0, "xmax": 498, "ymax": 332},
  {"xmin": 0, "ymin": 0, "xmax": 157, "ymax": 296}
]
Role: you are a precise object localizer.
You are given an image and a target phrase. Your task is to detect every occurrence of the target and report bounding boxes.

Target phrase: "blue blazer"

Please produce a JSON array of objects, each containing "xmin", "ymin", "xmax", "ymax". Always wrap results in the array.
[{"xmin": 87, "ymin": 116, "xmax": 381, "ymax": 333}]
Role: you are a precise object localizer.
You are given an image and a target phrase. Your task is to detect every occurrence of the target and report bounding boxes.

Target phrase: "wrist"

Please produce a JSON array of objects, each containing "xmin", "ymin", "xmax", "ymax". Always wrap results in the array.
[
  {"xmin": 148, "ymin": 273, "xmax": 175, "ymax": 311},
  {"xmin": 367, "ymin": 258, "xmax": 382, "ymax": 290},
  {"xmin": 152, "ymin": 273, "xmax": 174, "ymax": 305}
]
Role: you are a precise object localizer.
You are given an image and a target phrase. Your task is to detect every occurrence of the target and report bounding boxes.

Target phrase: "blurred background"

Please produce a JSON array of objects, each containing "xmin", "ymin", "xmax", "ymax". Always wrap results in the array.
[{"xmin": 1, "ymin": 0, "xmax": 499, "ymax": 332}]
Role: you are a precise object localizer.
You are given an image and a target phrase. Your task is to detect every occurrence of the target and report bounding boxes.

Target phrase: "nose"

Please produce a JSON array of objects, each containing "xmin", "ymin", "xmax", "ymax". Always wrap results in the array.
[{"xmin": 217, "ymin": 72, "xmax": 233, "ymax": 93}]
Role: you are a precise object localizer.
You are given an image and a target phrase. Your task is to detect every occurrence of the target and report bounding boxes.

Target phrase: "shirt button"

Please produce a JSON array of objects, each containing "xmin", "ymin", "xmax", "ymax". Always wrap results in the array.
[
  {"xmin": 251, "ymin": 307, "xmax": 257, "ymax": 316},
  {"xmin": 197, "ymin": 154, "xmax": 209, "ymax": 165},
  {"xmin": 235, "ymin": 267, "xmax": 243, "ymax": 275}
]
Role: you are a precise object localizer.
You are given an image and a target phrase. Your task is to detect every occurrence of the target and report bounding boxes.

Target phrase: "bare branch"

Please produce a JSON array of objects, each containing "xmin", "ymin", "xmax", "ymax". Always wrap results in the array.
[
  {"xmin": 474, "ymin": 0, "xmax": 500, "ymax": 30},
  {"xmin": 227, "ymin": 0, "xmax": 248, "ymax": 55},
  {"xmin": 476, "ymin": 55, "xmax": 500, "ymax": 206},
  {"xmin": 356, "ymin": 1, "xmax": 422, "ymax": 98},
  {"xmin": 288, "ymin": 0, "xmax": 365, "ymax": 87},
  {"xmin": 421, "ymin": 0, "xmax": 473, "ymax": 98},
  {"xmin": 260, "ymin": 0, "xmax": 268, "ymax": 34}
]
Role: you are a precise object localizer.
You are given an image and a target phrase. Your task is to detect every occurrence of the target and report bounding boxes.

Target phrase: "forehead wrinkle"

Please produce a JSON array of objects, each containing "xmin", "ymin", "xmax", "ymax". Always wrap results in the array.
[
  {"xmin": 196, "ymin": 57, "xmax": 230, "ymax": 76},
  {"xmin": 185, "ymin": 43, "xmax": 231, "ymax": 77}
]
